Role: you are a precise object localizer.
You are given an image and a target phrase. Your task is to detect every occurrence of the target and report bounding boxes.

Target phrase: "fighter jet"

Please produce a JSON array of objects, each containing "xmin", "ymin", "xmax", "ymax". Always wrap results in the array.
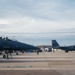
[
  {"xmin": 0, "ymin": 37, "xmax": 39, "ymax": 58},
  {"xmin": 52, "ymin": 40, "xmax": 75, "ymax": 53}
]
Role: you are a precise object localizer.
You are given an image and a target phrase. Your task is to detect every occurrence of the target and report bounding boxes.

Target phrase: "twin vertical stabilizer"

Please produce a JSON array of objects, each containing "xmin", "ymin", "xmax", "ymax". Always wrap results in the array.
[{"xmin": 52, "ymin": 40, "xmax": 59, "ymax": 48}]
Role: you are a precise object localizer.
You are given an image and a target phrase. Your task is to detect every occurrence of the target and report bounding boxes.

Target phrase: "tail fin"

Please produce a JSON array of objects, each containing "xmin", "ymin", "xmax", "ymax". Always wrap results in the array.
[{"xmin": 52, "ymin": 40, "xmax": 59, "ymax": 48}]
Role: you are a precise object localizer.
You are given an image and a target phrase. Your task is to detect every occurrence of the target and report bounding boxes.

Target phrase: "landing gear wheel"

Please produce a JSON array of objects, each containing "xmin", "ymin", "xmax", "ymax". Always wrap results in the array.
[
  {"xmin": 3, "ymin": 55, "xmax": 6, "ymax": 58},
  {"xmin": 65, "ymin": 50, "xmax": 68, "ymax": 53},
  {"xmin": 22, "ymin": 51, "xmax": 24, "ymax": 53},
  {"xmin": 0, "ymin": 53, "xmax": 2, "ymax": 55},
  {"xmin": 16, "ymin": 53, "xmax": 18, "ymax": 55}
]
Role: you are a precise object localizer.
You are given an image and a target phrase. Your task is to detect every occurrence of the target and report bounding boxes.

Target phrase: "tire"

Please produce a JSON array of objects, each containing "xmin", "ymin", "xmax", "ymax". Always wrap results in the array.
[
  {"xmin": 65, "ymin": 50, "xmax": 68, "ymax": 53},
  {"xmin": 3, "ymin": 55, "xmax": 6, "ymax": 58},
  {"xmin": 16, "ymin": 53, "xmax": 18, "ymax": 55}
]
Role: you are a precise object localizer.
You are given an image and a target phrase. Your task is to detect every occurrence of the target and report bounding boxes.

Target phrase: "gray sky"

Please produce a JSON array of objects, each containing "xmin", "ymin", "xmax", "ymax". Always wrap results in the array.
[{"xmin": 0, "ymin": 0, "xmax": 75, "ymax": 45}]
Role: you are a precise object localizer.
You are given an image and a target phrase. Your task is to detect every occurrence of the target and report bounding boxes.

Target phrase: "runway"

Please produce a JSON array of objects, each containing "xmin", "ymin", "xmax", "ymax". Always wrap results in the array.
[{"xmin": 0, "ymin": 51, "xmax": 75, "ymax": 75}]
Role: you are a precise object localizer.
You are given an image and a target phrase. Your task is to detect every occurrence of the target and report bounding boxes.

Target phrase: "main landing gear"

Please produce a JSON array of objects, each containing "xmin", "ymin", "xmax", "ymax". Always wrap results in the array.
[
  {"xmin": 3, "ymin": 54, "xmax": 6, "ymax": 58},
  {"xmin": 65, "ymin": 50, "xmax": 68, "ymax": 53}
]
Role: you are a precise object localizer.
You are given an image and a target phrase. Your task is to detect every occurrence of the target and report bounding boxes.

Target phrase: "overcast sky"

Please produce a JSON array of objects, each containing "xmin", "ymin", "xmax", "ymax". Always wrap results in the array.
[{"xmin": 0, "ymin": 0, "xmax": 75, "ymax": 45}]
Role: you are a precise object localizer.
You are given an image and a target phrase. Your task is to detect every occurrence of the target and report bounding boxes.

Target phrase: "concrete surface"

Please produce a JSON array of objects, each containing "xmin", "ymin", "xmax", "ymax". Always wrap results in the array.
[{"xmin": 0, "ymin": 51, "xmax": 75, "ymax": 75}]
